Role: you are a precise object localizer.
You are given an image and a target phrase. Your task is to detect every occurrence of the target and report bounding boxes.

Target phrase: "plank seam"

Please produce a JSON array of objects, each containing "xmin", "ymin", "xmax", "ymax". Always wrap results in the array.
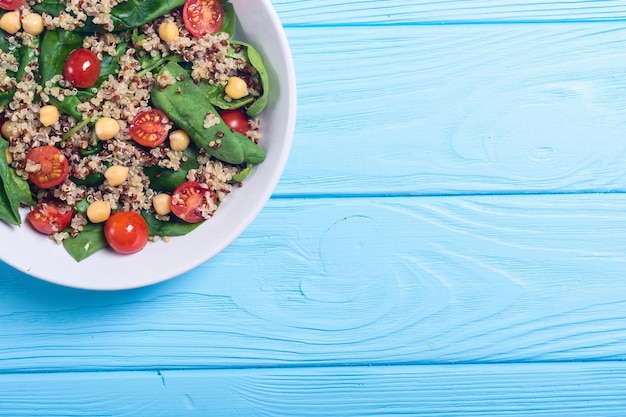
[
  {"xmin": 1, "ymin": 360, "xmax": 625, "ymax": 376},
  {"xmin": 282, "ymin": 20, "xmax": 626, "ymax": 29},
  {"xmin": 269, "ymin": 190, "xmax": 626, "ymax": 200}
]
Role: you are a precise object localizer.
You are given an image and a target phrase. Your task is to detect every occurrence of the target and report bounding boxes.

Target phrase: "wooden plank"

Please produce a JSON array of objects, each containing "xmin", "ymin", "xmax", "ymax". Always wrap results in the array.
[
  {"xmin": 273, "ymin": 0, "xmax": 626, "ymax": 25},
  {"xmin": 275, "ymin": 24, "xmax": 626, "ymax": 196},
  {"xmin": 1, "ymin": 363, "xmax": 626, "ymax": 416},
  {"xmin": 2, "ymin": 194, "xmax": 626, "ymax": 370}
]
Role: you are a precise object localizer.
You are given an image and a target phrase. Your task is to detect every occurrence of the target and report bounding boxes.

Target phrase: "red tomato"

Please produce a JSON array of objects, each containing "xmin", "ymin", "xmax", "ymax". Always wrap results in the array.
[
  {"xmin": 130, "ymin": 108, "xmax": 171, "ymax": 148},
  {"xmin": 63, "ymin": 48, "xmax": 101, "ymax": 89},
  {"xmin": 0, "ymin": 0, "xmax": 24, "ymax": 11},
  {"xmin": 104, "ymin": 211, "xmax": 149, "ymax": 254},
  {"xmin": 25, "ymin": 145, "xmax": 69, "ymax": 189},
  {"xmin": 183, "ymin": 0, "xmax": 224, "ymax": 38},
  {"xmin": 170, "ymin": 181, "xmax": 215, "ymax": 223},
  {"xmin": 27, "ymin": 199, "xmax": 74, "ymax": 235},
  {"xmin": 219, "ymin": 109, "xmax": 249, "ymax": 135}
]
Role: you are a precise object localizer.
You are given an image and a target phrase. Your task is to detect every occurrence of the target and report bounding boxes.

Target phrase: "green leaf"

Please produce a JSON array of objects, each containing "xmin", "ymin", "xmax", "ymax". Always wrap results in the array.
[
  {"xmin": 31, "ymin": 1, "xmax": 65, "ymax": 18},
  {"xmin": 74, "ymin": 198, "xmax": 90, "ymax": 215},
  {"xmin": 151, "ymin": 62, "xmax": 266, "ymax": 165},
  {"xmin": 230, "ymin": 164, "xmax": 253, "ymax": 183},
  {"xmin": 62, "ymin": 223, "xmax": 108, "ymax": 262},
  {"xmin": 205, "ymin": 82, "xmax": 254, "ymax": 111},
  {"xmin": 0, "ymin": 29, "xmax": 12, "ymax": 51},
  {"xmin": 144, "ymin": 167, "xmax": 188, "ymax": 193},
  {"xmin": 97, "ymin": 41, "xmax": 129, "ymax": 86},
  {"xmin": 71, "ymin": 172, "xmax": 105, "ymax": 187},
  {"xmin": 144, "ymin": 147, "xmax": 200, "ymax": 192},
  {"xmin": 0, "ymin": 30, "xmax": 36, "ymax": 106},
  {"xmin": 35, "ymin": 0, "xmax": 186, "ymax": 32},
  {"xmin": 0, "ymin": 139, "xmax": 33, "ymax": 226},
  {"xmin": 220, "ymin": 0, "xmax": 237, "ymax": 38},
  {"xmin": 0, "ymin": 181, "xmax": 19, "ymax": 226},
  {"xmin": 39, "ymin": 30, "xmax": 129, "ymax": 121},
  {"xmin": 136, "ymin": 54, "xmax": 183, "ymax": 78},
  {"xmin": 227, "ymin": 41, "xmax": 270, "ymax": 117},
  {"xmin": 39, "ymin": 29, "xmax": 83, "ymax": 85},
  {"xmin": 15, "ymin": 35, "xmax": 39, "ymax": 82},
  {"xmin": 141, "ymin": 211, "xmax": 203, "ymax": 237}
]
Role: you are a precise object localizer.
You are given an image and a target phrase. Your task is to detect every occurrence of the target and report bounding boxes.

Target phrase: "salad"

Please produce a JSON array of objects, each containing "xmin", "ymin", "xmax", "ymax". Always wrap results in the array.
[{"xmin": 0, "ymin": 0, "xmax": 269, "ymax": 261}]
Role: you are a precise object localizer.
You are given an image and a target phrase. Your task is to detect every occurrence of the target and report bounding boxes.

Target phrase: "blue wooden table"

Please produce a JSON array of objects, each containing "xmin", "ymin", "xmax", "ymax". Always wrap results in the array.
[{"xmin": 3, "ymin": 1, "xmax": 626, "ymax": 415}]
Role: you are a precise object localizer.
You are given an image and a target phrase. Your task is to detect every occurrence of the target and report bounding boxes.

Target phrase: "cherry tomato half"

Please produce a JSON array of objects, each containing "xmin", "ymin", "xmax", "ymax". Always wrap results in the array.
[
  {"xmin": 129, "ymin": 108, "xmax": 171, "ymax": 148},
  {"xmin": 27, "ymin": 199, "xmax": 74, "ymax": 235},
  {"xmin": 104, "ymin": 211, "xmax": 149, "ymax": 254},
  {"xmin": 63, "ymin": 48, "xmax": 101, "ymax": 89},
  {"xmin": 0, "ymin": 0, "xmax": 24, "ymax": 11},
  {"xmin": 183, "ymin": 0, "xmax": 224, "ymax": 38},
  {"xmin": 25, "ymin": 145, "xmax": 69, "ymax": 189},
  {"xmin": 170, "ymin": 181, "xmax": 215, "ymax": 223},
  {"xmin": 219, "ymin": 109, "xmax": 249, "ymax": 135}
]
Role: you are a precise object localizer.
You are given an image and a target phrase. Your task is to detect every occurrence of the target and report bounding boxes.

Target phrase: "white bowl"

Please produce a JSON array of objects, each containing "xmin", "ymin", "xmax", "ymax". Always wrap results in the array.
[{"xmin": 0, "ymin": 0, "xmax": 297, "ymax": 290}]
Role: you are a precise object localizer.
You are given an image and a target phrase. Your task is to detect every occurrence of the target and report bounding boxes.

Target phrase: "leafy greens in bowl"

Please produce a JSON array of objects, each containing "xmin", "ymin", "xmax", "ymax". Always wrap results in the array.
[{"xmin": 0, "ymin": 0, "xmax": 296, "ymax": 289}]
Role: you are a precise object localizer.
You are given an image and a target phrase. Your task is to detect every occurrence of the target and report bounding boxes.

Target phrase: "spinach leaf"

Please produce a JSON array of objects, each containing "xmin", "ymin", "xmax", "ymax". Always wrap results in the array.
[
  {"xmin": 220, "ymin": 0, "xmax": 237, "ymax": 38},
  {"xmin": 34, "ymin": 0, "xmax": 186, "ymax": 32},
  {"xmin": 39, "ymin": 30, "xmax": 129, "ymax": 120},
  {"xmin": 71, "ymin": 172, "xmax": 105, "ymax": 187},
  {"xmin": 230, "ymin": 164, "xmax": 252, "ymax": 183},
  {"xmin": 98, "ymin": 41, "xmax": 129, "ymax": 85},
  {"xmin": 202, "ymin": 41, "xmax": 270, "ymax": 115},
  {"xmin": 39, "ymin": 30, "xmax": 84, "ymax": 119},
  {"xmin": 15, "ymin": 35, "xmax": 39, "ymax": 82},
  {"xmin": 0, "ymin": 183, "xmax": 18, "ymax": 226},
  {"xmin": 205, "ymin": 81, "xmax": 254, "ymax": 111},
  {"xmin": 62, "ymin": 223, "xmax": 108, "ymax": 262},
  {"xmin": 31, "ymin": 1, "xmax": 65, "ymax": 18},
  {"xmin": 228, "ymin": 41, "xmax": 270, "ymax": 117},
  {"xmin": 141, "ymin": 210, "xmax": 203, "ymax": 237},
  {"xmin": 151, "ymin": 62, "xmax": 266, "ymax": 165},
  {"xmin": 0, "ymin": 139, "xmax": 33, "ymax": 226},
  {"xmin": 144, "ymin": 167, "xmax": 187, "ymax": 192},
  {"xmin": 0, "ymin": 33, "xmax": 38, "ymax": 106},
  {"xmin": 0, "ymin": 30, "xmax": 12, "ymax": 52},
  {"xmin": 74, "ymin": 198, "xmax": 90, "ymax": 215},
  {"xmin": 144, "ymin": 147, "xmax": 200, "ymax": 192},
  {"xmin": 39, "ymin": 29, "xmax": 82, "ymax": 85}
]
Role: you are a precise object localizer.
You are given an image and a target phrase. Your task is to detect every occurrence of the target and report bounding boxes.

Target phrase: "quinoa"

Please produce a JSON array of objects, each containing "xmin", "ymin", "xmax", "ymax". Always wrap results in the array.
[
  {"xmin": 1, "ymin": 0, "xmax": 265, "ymax": 253},
  {"xmin": 203, "ymin": 111, "xmax": 221, "ymax": 129}
]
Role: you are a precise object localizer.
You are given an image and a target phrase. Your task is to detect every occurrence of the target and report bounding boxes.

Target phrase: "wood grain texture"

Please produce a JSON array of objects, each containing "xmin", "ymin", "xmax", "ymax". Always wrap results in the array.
[
  {"xmin": 276, "ymin": 24, "xmax": 626, "ymax": 196},
  {"xmin": 2, "ymin": 195, "xmax": 626, "ymax": 371},
  {"xmin": 2, "ymin": 1, "xmax": 626, "ymax": 414},
  {"xmin": 272, "ymin": 0, "xmax": 626, "ymax": 25},
  {"xmin": 2, "ymin": 363, "xmax": 626, "ymax": 416}
]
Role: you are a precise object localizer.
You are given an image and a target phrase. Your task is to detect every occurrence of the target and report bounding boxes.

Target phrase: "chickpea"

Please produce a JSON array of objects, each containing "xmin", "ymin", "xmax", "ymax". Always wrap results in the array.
[
  {"xmin": 1, "ymin": 121, "xmax": 19, "ymax": 139},
  {"xmin": 168, "ymin": 129, "xmax": 190, "ymax": 151},
  {"xmin": 0, "ymin": 11, "xmax": 21, "ymax": 35},
  {"xmin": 39, "ymin": 105, "xmax": 60, "ymax": 127},
  {"xmin": 225, "ymin": 76, "xmax": 249, "ymax": 100},
  {"xmin": 152, "ymin": 193, "xmax": 172, "ymax": 216},
  {"xmin": 22, "ymin": 13, "xmax": 44, "ymax": 36},
  {"xmin": 95, "ymin": 117, "xmax": 120, "ymax": 140},
  {"xmin": 104, "ymin": 165, "xmax": 129, "ymax": 187},
  {"xmin": 87, "ymin": 200, "xmax": 111, "ymax": 224},
  {"xmin": 5, "ymin": 148, "xmax": 12, "ymax": 164},
  {"xmin": 158, "ymin": 22, "xmax": 179, "ymax": 43}
]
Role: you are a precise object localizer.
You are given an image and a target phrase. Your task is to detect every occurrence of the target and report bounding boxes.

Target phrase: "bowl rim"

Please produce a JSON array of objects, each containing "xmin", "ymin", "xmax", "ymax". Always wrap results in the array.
[{"xmin": 0, "ymin": 0, "xmax": 297, "ymax": 290}]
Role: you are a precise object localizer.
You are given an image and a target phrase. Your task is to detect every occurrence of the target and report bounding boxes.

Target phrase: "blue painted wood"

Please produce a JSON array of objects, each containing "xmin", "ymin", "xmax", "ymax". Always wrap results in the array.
[
  {"xmin": 2, "ymin": 195, "xmax": 626, "ymax": 371},
  {"xmin": 275, "ymin": 23, "xmax": 626, "ymax": 196},
  {"xmin": 2, "ymin": 0, "xmax": 626, "ymax": 414},
  {"xmin": 2, "ymin": 364, "xmax": 626, "ymax": 416},
  {"xmin": 272, "ymin": 0, "xmax": 626, "ymax": 25}
]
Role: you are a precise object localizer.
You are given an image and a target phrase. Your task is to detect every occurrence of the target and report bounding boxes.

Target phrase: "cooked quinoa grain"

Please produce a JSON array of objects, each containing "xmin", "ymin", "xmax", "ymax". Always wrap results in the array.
[{"xmin": 1, "ymin": 0, "xmax": 267, "ymax": 258}]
